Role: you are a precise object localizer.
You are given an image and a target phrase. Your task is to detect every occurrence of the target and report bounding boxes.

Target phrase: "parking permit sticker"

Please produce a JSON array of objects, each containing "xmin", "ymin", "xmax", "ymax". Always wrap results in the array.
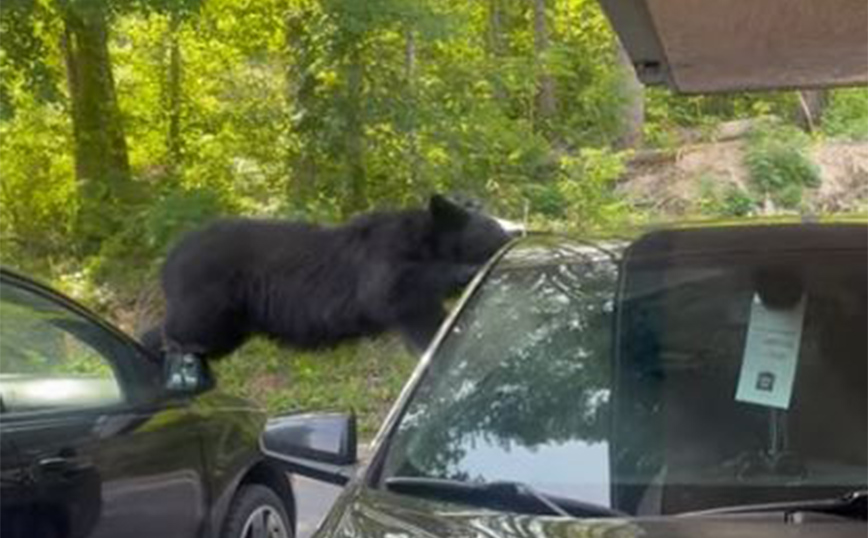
[{"xmin": 735, "ymin": 294, "xmax": 806, "ymax": 409}]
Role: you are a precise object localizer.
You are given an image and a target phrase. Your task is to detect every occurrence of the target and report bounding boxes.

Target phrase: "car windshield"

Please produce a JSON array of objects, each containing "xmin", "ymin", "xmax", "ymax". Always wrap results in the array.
[{"xmin": 379, "ymin": 228, "xmax": 868, "ymax": 516}]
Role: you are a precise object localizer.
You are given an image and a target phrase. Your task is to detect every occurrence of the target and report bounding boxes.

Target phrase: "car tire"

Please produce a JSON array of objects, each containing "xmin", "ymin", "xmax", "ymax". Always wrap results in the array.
[{"xmin": 221, "ymin": 484, "xmax": 293, "ymax": 538}]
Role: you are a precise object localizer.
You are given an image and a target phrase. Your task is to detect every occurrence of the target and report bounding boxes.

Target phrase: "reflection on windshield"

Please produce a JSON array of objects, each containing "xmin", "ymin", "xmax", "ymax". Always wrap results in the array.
[
  {"xmin": 381, "ymin": 243, "xmax": 618, "ymax": 506},
  {"xmin": 458, "ymin": 439, "xmax": 611, "ymax": 506},
  {"xmin": 380, "ymin": 235, "xmax": 867, "ymax": 516}
]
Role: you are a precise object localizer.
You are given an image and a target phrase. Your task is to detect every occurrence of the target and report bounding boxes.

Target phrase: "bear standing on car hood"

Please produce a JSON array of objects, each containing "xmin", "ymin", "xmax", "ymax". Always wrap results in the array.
[{"xmin": 140, "ymin": 195, "xmax": 510, "ymax": 360}]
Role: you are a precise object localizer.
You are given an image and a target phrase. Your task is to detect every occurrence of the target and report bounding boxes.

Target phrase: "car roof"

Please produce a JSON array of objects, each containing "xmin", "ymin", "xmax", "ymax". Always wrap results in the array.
[
  {"xmin": 1, "ymin": 266, "xmax": 50, "ymax": 288},
  {"xmin": 598, "ymin": 0, "xmax": 868, "ymax": 93},
  {"xmin": 501, "ymin": 220, "xmax": 867, "ymax": 266}
]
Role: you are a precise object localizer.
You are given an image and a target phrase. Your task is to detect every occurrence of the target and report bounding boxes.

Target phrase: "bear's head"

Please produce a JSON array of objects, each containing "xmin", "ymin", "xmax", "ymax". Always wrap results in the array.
[{"xmin": 428, "ymin": 195, "xmax": 511, "ymax": 264}]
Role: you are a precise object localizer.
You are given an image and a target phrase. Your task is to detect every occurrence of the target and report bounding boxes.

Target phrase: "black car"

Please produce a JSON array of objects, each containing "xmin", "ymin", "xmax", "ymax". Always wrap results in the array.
[
  {"xmin": 0, "ymin": 268, "xmax": 296, "ymax": 538},
  {"xmin": 265, "ymin": 221, "xmax": 868, "ymax": 538}
]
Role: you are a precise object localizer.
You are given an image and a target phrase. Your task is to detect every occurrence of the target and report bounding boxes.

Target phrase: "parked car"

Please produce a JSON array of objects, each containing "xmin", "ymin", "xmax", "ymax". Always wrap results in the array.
[
  {"xmin": 0, "ymin": 267, "xmax": 296, "ymax": 538},
  {"xmin": 265, "ymin": 220, "xmax": 867, "ymax": 537}
]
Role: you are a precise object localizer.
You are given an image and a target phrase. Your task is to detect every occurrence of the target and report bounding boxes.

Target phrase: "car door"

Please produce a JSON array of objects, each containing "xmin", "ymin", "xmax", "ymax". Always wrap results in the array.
[{"xmin": 0, "ymin": 275, "xmax": 208, "ymax": 538}]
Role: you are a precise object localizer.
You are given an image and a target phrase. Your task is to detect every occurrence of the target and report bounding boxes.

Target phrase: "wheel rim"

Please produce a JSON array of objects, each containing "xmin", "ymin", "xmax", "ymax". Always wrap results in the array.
[{"xmin": 240, "ymin": 505, "xmax": 289, "ymax": 538}]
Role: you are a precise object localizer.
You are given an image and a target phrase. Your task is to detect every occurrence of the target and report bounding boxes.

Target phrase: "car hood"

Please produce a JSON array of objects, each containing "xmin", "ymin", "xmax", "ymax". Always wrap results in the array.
[{"xmin": 315, "ymin": 486, "xmax": 865, "ymax": 538}]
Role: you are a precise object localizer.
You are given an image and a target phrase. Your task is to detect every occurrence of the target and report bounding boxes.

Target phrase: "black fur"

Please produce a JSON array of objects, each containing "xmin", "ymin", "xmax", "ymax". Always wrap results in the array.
[{"xmin": 140, "ymin": 195, "xmax": 510, "ymax": 360}]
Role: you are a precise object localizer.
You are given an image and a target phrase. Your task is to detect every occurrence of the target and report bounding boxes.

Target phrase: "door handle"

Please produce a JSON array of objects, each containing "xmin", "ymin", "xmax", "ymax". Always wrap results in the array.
[{"xmin": 37, "ymin": 456, "xmax": 72, "ymax": 473}]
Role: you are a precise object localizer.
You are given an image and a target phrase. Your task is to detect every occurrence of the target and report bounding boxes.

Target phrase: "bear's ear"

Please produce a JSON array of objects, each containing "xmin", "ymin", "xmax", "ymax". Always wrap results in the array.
[{"xmin": 429, "ymin": 194, "xmax": 469, "ymax": 230}]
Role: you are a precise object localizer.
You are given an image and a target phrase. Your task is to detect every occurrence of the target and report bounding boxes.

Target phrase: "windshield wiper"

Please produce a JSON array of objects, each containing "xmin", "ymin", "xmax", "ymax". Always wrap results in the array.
[
  {"xmin": 384, "ymin": 476, "xmax": 626, "ymax": 518},
  {"xmin": 678, "ymin": 490, "xmax": 867, "ymax": 521}
]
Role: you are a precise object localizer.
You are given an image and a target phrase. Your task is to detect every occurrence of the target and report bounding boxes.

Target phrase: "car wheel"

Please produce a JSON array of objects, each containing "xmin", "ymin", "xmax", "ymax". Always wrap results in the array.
[{"xmin": 221, "ymin": 484, "xmax": 293, "ymax": 538}]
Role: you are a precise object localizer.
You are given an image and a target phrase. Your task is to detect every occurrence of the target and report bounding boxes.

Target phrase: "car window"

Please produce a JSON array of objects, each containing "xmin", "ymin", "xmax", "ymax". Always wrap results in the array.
[
  {"xmin": 380, "ymin": 243, "xmax": 619, "ymax": 506},
  {"xmin": 613, "ymin": 243, "xmax": 867, "ymax": 514},
  {"xmin": 0, "ymin": 281, "xmax": 126, "ymax": 414},
  {"xmin": 379, "ymin": 237, "xmax": 867, "ymax": 515}
]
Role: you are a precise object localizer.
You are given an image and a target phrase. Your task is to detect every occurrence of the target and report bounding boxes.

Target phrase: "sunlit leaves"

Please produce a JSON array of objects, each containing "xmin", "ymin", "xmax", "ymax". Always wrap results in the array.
[{"xmin": 1, "ymin": 0, "xmax": 849, "ymax": 282}]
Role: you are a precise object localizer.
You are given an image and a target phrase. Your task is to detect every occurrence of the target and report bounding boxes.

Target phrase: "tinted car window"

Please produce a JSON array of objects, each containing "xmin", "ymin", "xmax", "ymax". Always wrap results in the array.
[
  {"xmin": 0, "ymin": 282, "xmax": 125, "ymax": 413},
  {"xmin": 614, "ymin": 240, "xmax": 867, "ymax": 514},
  {"xmin": 380, "ymin": 233, "xmax": 867, "ymax": 515}
]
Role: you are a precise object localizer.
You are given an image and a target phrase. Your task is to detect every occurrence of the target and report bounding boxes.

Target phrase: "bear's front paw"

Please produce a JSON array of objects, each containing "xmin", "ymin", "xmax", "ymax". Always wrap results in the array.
[{"xmin": 454, "ymin": 263, "xmax": 482, "ymax": 286}]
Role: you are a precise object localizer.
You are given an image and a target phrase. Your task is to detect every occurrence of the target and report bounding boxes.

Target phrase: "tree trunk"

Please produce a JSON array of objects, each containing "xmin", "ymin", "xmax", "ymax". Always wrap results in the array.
[
  {"xmin": 487, "ymin": 0, "xmax": 504, "ymax": 57},
  {"xmin": 615, "ymin": 39, "xmax": 645, "ymax": 149},
  {"xmin": 796, "ymin": 89, "xmax": 828, "ymax": 132},
  {"xmin": 61, "ymin": 3, "xmax": 131, "ymax": 248},
  {"xmin": 343, "ymin": 45, "xmax": 366, "ymax": 213},
  {"xmin": 487, "ymin": 0, "xmax": 507, "ymax": 102},
  {"xmin": 285, "ymin": 8, "xmax": 317, "ymax": 202},
  {"xmin": 166, "ymin": 10, "xmax": 182, "ymax": 171},
  {"xmin": 405, "ymin": 28, "xmax": 416, "ymax": 80},
  {"xmin": 405, "ymin": 29, "xmax": 419, "ymax": 187},
  {"xmin": 533, "ymin": 0, "xmax": 556, "ymax": 124}
]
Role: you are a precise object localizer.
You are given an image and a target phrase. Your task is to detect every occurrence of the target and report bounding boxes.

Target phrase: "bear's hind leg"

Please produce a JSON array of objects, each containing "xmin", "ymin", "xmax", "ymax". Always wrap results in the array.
[{"xmin": 138, "ymin": 324, "xmax": 164, "ymax": 357}]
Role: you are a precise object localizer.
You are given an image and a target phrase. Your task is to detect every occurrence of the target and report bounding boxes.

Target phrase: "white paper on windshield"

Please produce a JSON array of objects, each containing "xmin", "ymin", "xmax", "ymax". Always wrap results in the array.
[{"xmin": 735, "ymin": 294, "xmax": 806, "ymax": 410}]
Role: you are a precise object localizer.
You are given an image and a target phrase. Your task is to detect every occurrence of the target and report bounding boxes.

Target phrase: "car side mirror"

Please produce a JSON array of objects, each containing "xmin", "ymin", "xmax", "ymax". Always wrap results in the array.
[
  {"xmin": 261, "ymin": 412, "xmax": 357, "ymax": 486},
  {"xmin": 163, "ymin": 352, "xmax": 212, "ymax": 394}
]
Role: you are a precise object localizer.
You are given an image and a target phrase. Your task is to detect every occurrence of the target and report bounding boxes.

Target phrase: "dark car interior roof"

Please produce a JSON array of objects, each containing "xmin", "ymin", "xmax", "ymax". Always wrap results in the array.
[
  {"xmin": 626, "ymin": 224, "xmax": 868, "ymax": 259},
  {"xmin": 599, "ymin": 0, "xmax": 868, "ymax": 93}
]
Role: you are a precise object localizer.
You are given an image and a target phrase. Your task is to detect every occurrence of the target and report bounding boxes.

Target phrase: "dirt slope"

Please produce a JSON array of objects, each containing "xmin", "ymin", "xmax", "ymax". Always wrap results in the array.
[{"xmin": 618, "ymin": 139, "xmax": 868, "ymax": 215}]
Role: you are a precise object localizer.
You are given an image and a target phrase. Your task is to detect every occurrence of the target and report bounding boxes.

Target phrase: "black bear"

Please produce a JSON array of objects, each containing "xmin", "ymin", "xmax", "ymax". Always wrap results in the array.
[{"xmin": 140, "ymin": 195, "xmax": 510, "ymax": 360}]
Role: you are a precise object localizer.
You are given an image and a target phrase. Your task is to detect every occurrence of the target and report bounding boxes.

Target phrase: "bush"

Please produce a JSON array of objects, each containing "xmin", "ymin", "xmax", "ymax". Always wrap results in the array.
[
  {"xmin": 744, "ymin": 123, "xmax": 820, "ymax": 209},
  {"xmin": 142, "ymin": 187, "xmax": 228, "ymax": 254},
  {"xmin": 85, "ymin": 186, "xmax": 229, "ymax": 296},
  {"xmin": 719, "ymin": 186, "xmax": 756, "ymax": 217},
  {"xmin": 520, "ymin": 183, "xmax": 568, "ymax": 218},
  {"xmin": 821, "ymin": 88, "xmax": 868, "ymax": 141},
  {"xmin": 556, "ymin": 148, "xmax": 630, "ymax": 230},
  {"xmin": 697, "ymin": 174, "xmax": 757, "ymax": 217},
  {"xmin": 0, "ymin": 97, "xmax": 76, "ymax": 265}
]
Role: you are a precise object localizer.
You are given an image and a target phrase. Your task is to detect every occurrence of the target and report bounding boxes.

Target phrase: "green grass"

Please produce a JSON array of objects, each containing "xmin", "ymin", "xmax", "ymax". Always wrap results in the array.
[{"xmin": 212, "ymin": 336, "xmax": 417, "ymax": 440}]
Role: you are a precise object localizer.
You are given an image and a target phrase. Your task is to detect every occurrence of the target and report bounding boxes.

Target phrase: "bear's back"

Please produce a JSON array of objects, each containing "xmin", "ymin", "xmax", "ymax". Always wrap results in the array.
[{"xmin": 162, "ymin": 218, "xmax": 330, "ymax": 291}]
